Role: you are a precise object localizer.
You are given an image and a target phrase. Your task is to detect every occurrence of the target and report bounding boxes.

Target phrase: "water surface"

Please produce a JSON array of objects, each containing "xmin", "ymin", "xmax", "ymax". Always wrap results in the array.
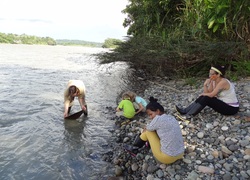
[{"xmin": 0, "ymin": 44, "xmax": 132, "ymax": 179}]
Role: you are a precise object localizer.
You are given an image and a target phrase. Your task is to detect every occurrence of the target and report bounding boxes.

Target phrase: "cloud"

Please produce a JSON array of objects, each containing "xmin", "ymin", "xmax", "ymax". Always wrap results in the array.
[
  {"xmin": 0, "ymin": 0, "xmax": 128, "ymax": 42},
  {"xmin": 17, "ymin": 19, "xmax": 53, "ymax": 24}
]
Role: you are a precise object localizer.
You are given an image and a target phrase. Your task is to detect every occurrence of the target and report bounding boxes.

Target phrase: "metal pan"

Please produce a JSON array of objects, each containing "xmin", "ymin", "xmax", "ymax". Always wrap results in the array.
[{"xmin": 65, "ymin": 110, "xmax": 84, "ymax": 120}]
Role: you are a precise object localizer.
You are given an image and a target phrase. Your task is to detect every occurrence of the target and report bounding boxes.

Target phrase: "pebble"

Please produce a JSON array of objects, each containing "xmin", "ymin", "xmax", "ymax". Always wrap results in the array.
[
  {"xmin": 197, "ymin": 166, "xmax": 215, "ymax": 174},
  {"xmin": 197, "ymin": 132, "xmax": 204, "ymax": 138},
  {"xmin": 104, "ymin": 78, "xmax": 250, "ymax": 179}
]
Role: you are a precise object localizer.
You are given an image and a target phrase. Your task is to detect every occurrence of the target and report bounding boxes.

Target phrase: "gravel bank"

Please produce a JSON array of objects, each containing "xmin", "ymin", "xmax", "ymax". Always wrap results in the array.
[{"xmin": 103, "ymin": 78, "xmax": 250, "ymax": 180}]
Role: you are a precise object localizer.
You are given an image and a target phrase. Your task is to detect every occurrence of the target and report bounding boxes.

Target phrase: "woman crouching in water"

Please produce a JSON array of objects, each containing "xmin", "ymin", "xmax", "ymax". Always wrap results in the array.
[{"xmin": 124, "ymin": 97, "xmax": 184, "ymax": 164}]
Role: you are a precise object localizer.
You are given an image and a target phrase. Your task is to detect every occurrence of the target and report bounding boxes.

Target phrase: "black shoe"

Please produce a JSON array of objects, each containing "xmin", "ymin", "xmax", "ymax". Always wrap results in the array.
[
  {"xmin": 175, "ymin": 105, "xmax": 186, "ymax": 115},
  {"xmin": 123, "ymin": 144, "xmax": 139, "ymax": 154}
]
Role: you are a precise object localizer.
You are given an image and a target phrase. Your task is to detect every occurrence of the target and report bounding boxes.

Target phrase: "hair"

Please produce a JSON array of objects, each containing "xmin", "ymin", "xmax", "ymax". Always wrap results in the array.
[
  {"xmin": 146, "ymin": 96, "xmax": 164, "ymax": 113},
  {"xmin": 68, "ymin": 85, "xmax": 77, "ymax": 102},
  {"xmin": 122, "ymin": 93, "xmax": 131, "ymax": 100},
  {"xmin": 211, "ymin": 65, "xmax": 226, "ymax": 77},
  {"xmin": 125, "ymin": 91, "xmax": 136, "ymax": 101}
]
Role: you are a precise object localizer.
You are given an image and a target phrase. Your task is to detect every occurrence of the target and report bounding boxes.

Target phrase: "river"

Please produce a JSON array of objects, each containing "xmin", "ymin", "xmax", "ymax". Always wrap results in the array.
[{"xmin": 0, "ymin": 44, "xmax": 135, "ymax": 180}]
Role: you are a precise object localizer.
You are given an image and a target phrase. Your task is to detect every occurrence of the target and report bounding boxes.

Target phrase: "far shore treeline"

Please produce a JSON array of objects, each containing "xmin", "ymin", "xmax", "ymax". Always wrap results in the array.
[{"xmin": 0, "ymin": 32, "xmax": 121, "ymax": 48}]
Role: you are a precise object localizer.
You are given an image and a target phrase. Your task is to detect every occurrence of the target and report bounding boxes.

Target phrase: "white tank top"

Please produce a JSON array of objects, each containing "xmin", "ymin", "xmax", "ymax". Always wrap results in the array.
[{"xmin": 217, "ymin": 79, "xmax": 239, "ymax": 107}]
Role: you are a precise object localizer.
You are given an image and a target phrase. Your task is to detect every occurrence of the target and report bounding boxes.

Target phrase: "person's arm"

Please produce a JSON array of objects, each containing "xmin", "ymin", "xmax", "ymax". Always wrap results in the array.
[
  {"xmin": 116, "ymin": 107, "xmax": 121, "ymax": 112},
  {"xmin": 136, "ymin": 103, "xmax": 144, "ymax": 114},
  {"xmin": 64, "ymin": 89, "xmax": 70, "ymax": 117},
  {"xmin": 116, "ymin": 101, "xmax": 123, "ymax": 112},
  {"xmin": 203, "ymin": 79, "xmax": 214, "ymax": 93},
  {"xmin": 201, "ymin": 80, "xmax": 228, "ymax": 97},
  {"xmin": 78, "ymin": 97, "xmax": 86, "ymax": 111},
  {"xmin": 64, "ymin": 101, "xmax": 70, "ymax": 117}
]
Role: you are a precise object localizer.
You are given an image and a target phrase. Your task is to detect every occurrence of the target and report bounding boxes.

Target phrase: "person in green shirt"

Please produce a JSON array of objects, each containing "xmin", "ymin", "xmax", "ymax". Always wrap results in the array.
[{"xmin": 116, "ymin": 93, "xmax": 136, "ymax": 119}]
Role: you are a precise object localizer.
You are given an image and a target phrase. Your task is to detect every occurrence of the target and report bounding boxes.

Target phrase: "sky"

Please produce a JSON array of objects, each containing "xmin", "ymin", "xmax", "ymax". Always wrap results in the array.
[{"xmin": 0, "ymin": 0, "xmax": 129, "ymax": 42}]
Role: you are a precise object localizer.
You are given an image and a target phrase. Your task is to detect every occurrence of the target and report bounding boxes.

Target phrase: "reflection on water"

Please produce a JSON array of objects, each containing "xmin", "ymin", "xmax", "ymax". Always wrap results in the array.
[{"xmin": 0, "ymin": 44, "xmax": 134, "ymax": 179}]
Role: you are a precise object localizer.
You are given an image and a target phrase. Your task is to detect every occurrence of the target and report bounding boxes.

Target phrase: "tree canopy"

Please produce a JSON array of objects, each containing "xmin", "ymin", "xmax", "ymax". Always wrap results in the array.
[
  {"xmin": 96, "ymin": 0, "xmax": 250, "ymax": 80},
  {"xmin": 0, "ymin": 33, "xmax": 56, "ymax": 45}
]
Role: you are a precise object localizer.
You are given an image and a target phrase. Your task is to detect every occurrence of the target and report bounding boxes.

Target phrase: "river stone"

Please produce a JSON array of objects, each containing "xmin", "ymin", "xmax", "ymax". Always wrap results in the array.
[
  {"xmin": 206, "ymin": 123, "xmax": 213, "ymax": 129},
  {"xmin": 213, "ymin": 121, "xmax": 219, "ymax": 127},
  {"xmin": 240, "ymin": 140, "xmax": 249, "ymax": 147},
  {"xmin": 212, "ymin": 150, "xmax": 219, "ymax": 158},
  {"xmin": 146, "ymin": 174, "xmax": 154, "ymax": 180},
  {"xmin": 196, "ymin": 160, "xmax": 202, "ymax": 164},
  {"xmin": 147, "ymin": 164, "xmax": 158, "ymax": 173},
  {"xmin": 243, "ymin": 155, "xmax": 250, "ymax": 160},
  {"xmin": 187, "ymin": 171, "xmax": 199, "ymax": 179},
  {"xmin": 156, "ymin": 169, "xmax": 164, "ymax": 178},
  {"xmin": 115, "ymin": 166, "xmax": 123, "ymax": 176},
  {"xmin": 166, "ymin": 166, "xmax": 176, "ymax": 176},
  {"xmin": 221, "ymin": 126, "xmax": 229, "ymax": 131},
  {"xmin": 183, "ymin": 158, "xmax": 192, "ymax": 164},
  {"xmin": 240, "ymin": 171, "xmax": 249, "ymax": 179},
  {"xmin": 223, "ymin": 173, "xmax": 232, "ymax": 180},
  {"xmin": 186, "ymin": 146, "xmax": 196, "ymax": 153},
  {"xmin": 197, "ymin": 132, "xmax": 204, "ymax": 138},
  {"xmin": 221, "ymin": 145, "xmax": 233, "ymax": 155},
  {"xmin": 245, "ymin": 149, "xmax": 250, "ymax": 155},
  {"xmin": 123, "ymin": 137, "xmax": 130, "ymax": 143},
  {"xmin": 131, "ymin": 163, "xmax": 139, "ymax": 171},
  {"xmin": 197, "ymin": 166, "xmax": 215, "ymax": 174},
  {"xmin": 233, "ymin": 120, "xmax": 241, "ymax": 125},
  {"xmin": 207, "ymin": 155, "xmax": 214, "ymax": 160},
  {"xmin": 175, "ymin": 174, "xmax": 181, "ymax": 180},
  {"xmin": 159, "ymin": 164, "xmax": 166, "ymax": 169},
  {"xmin": 142, "ymin": 162, "xmax": 148, "ymax": 172},
  {"xmin": 223, "ymin": 163, "xmax": 234, "ymax": 171},
  {"xmin": 182, "ymin": 130, "xmax": 187, "ymax": 136},
  {"xmin": 228, "ymin": 144, "xmax": 239, "ymax": 151}
]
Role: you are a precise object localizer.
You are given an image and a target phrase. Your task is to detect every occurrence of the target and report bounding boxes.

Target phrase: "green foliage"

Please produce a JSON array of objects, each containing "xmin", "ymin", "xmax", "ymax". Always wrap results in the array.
[
  {"xmin": 0, "ymin": 32, "xmax": 103, "ymax": 47},
  {"xmin": 96, "ymin": 35, "xmax": 250, "ymax": 79},
  {"xmin": 184, "ymin": 77, "xmax": 201, "ymax": 88},
  {"xmin": 229, "ymin": 60, "xmax": 250, "ymax": 80},
  {"xmin": 96, "ymin": 0, "xmax": 250, "ymax": 80},
  {"xmin": 0, "ymin": 32, "xmax": 56, "ymax": 45},
  {"xmin": 102, "ymin": 38, "xmax": 123, "ymax": 49}
]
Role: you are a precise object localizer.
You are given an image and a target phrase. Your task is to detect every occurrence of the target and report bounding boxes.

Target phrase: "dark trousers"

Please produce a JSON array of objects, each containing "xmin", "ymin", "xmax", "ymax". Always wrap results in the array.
[{"xmin": 195, "ymin": 96, "xmax": 239, "ymax": 115}]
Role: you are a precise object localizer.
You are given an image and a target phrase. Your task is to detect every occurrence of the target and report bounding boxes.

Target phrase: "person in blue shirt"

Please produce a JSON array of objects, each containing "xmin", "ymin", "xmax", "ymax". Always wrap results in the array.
[{"xmin": 126, "ymin": 91, "xmax": 148, "ymax": 115}]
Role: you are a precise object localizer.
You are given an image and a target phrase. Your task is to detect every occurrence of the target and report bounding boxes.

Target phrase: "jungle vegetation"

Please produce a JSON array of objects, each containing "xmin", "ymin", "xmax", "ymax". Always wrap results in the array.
[
  {"xmin": 96, "ymin": 0, "xmax": 250, "ymax": 80},
  {"xmin": 0, "ymin": 33, "xmax": 57, "ymax": 45},
  {"xmin": 0, "ymin": 32, "xmax": 104, "ymax": 47}
]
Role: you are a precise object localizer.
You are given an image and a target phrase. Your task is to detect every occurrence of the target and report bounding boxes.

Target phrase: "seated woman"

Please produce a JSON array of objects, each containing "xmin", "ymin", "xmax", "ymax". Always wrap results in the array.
[
  {"xmin": 175, "ymin": 65, "xmax": 239, "ymax": 120},
  {"xmin": 124, "ymin": 97, "xmax": 184, "ymax": 164}
]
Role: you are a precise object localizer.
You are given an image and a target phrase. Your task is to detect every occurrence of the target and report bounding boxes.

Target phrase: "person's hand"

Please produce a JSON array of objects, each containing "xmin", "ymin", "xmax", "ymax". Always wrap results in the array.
[
  {"xmin": 204, "ymin": 78, "xmax": 211, "ymax": 87},
  {"xmin": 64, "ymin": 112, "xmax": 68, "ymax": 118},
  {"xmin": 81, "ymin": 105, "xmax": 86, "ymax": 111}
]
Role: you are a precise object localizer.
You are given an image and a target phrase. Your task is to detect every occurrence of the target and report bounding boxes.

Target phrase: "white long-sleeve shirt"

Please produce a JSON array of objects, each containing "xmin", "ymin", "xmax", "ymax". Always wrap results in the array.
[{"xmin": 147, "ymin": 114, "xmax": 184, "ymax": 156}]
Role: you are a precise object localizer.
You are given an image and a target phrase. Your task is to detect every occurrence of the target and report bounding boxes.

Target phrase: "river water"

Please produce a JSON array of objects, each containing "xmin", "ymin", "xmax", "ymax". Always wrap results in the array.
[{"xmin": 0, "ymin": 44, "xmax": 135, "ymax": 180}]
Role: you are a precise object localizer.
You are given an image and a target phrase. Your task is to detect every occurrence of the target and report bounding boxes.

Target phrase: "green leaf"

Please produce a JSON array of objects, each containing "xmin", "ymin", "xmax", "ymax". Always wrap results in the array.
[
  {"xmin": 213, "ymin": 24, "xmax": 219, "ymax": 32},
  {"xmin": 208, "ymin": 19, "xmax": 215, "ymax": 29}
]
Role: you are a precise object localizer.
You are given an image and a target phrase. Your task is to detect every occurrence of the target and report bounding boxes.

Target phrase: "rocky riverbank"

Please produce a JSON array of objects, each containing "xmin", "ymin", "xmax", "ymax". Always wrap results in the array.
[{"xmin": 103, "ymin": 78, "xmax": 250, "ymax": 180}]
